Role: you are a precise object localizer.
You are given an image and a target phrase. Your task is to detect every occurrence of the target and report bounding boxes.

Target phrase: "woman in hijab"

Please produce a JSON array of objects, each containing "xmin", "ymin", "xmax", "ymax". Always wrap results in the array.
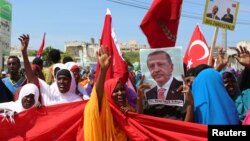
[
  {"xmin": 84, "ymin": 48, "xmax": 138, "ymax": 140},
  {"xmin": 191, "ymin": 68, "xmax": 240, "ymax": 125},
  {"xmin": 19, "ymin": 34, "xmax": 82, "ymax": 106},
  {"xmin": 222, "ymin": 71, "xmax": 250, "ymax": 122},
  {"xmin": 65, "ymin": 61, "xmax": 89, "ymax": 100},
  {"xmin": 0, "ymin": 83, "xmax": 39, "ymax": 113},
  {"xmin": 48, "ymin": 68, "xmax": 83, "ymax": 105},
  {"xmin": 49, "ymin": 63, "xmax": 64, "ymax": 98}
]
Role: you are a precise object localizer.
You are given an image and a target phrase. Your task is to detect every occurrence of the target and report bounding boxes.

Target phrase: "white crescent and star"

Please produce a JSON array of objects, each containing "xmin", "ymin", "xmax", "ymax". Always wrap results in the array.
[{"xmin": 188, "ymin": 40, "xmax": 209, "ymax": 60}]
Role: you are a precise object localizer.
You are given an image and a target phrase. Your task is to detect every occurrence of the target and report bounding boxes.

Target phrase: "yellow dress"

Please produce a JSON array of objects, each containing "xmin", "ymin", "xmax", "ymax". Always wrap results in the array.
[{"xmin": 84, "ymin": 85, "xmax": 127, "ymax": 141}]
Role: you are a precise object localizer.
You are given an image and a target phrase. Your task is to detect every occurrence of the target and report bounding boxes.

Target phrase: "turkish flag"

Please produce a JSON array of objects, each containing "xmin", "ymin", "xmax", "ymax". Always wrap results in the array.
[
  {"xmin": 140, "ymin": 0, "xmax": 183, "ymax": 48},
  {"xmin": 36, "ymin": 32, "xmax": 46, "ymax": 58},
  {"xmin": 94, "ymin": 9, "xmax": 128, "ymax": 84},
  {"xmin": 183, "ymin": 25, "xmax": 209, "ymax": 69}
]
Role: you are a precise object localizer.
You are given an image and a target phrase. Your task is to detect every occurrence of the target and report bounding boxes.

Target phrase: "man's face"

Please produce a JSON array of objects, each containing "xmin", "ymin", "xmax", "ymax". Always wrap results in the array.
[
  {"xmin": 147, "ymin": 53, "xmax": 173, "ymax": 86},
  {"xmin": 57, "ymin": 75, "xmax": 71, "ymax": 93},
  {"xmin": 212, "ymin": 6, "xmax": 218, "ymax": 14},
  {"xmin": 7, "ymin": 58, "xmax": 20, "ymax": 74},
  {"xmin": 227, "ymin": 8, "xmax": 231, "ymax": 14}
]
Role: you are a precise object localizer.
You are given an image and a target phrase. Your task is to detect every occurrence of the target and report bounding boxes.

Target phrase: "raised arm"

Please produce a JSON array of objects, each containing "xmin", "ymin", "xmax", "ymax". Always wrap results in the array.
[
  {"xmin": 19, "ymin": 34, "xmax": 39, "ymax": 85},
  {"xmin": 95, "ymin": 47, "xmax": 111, "ymax": 109},
  {"xmin": 136, "ymin": 75, "xmax": 150, "ymax": 113},
  {"xmin": 177, "ymin": 75, "xmax": 194, "ymax": 122},
  {"xmin": 215, "ymin": 47, "xmax": 229, "ymax": 71},
  {"xmin": 235, "ymin": 46, "xmax": 250, "ymax": 70}
]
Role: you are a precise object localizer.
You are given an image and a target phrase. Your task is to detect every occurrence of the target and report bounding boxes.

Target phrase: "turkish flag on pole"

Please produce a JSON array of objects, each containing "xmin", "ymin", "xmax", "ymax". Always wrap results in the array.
[
  {"xmin": 36, "ymin": 32, "xmax": 46, "ymax": 58},
  {"xmin": 140, "ymin": 0, "xmax": 183, "ymax": 48},
  {"xmin": 94, "ymin": 9, "xmax": 128, "ymax": 83},
  {"xmin": 183, "ymin": 25, "xmax": 209, "ymax": 70}
]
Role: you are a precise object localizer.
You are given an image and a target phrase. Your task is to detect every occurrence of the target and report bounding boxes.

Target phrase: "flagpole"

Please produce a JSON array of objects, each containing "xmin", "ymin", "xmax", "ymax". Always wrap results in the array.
[{"xmin": 208, "ymin": 27, "xmax": 219, "ymax": 66}]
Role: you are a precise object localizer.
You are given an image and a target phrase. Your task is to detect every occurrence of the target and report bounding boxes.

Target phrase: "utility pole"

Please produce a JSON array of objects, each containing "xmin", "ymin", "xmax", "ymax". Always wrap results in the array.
[{"xmin": 222, "ymin": 29, "xmax": 227, "ymax": 49}]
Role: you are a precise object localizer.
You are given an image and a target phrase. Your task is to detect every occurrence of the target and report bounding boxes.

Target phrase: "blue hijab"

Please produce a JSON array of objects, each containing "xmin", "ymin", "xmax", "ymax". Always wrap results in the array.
[{"xmin": 191, "ymin": 68, "xmax": 240, "ymax": 125}]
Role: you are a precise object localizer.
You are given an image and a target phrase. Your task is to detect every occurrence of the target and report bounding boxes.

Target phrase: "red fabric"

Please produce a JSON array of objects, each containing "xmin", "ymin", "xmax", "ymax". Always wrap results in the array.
[
  {"xmin": 140, "ymin": 0, "xmax": 183, "ymax": 48},
  {"xmin": 104, "ymin": 78, "xmax": 208, "ymax": 140},
  {"xmin": 0, "ymin": 101, "xmax": 86, "ymax": 141},
  {"xmin": 0, "ymin": 100, "xmax": 208, "ymax": 140},
  {"xmin": 183, "ymin": 25, "xmax": 210, "ymax": 70},
  {"xmin": 109, "ymin": 104, "xmax": 208, "ymax": 141},
  {"xmin": 36, "ymin": 32, "xmax": 46, "ymax": 58},
  {"xmin": 94, "ymin": 9, "xmax": 128, "ymax": 84}
]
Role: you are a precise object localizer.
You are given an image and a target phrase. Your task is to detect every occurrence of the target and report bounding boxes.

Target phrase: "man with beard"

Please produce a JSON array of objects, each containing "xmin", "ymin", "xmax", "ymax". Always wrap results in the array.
[{"xmin": 2, "ymin": 56, "xmax": 25, "ymax": 94}]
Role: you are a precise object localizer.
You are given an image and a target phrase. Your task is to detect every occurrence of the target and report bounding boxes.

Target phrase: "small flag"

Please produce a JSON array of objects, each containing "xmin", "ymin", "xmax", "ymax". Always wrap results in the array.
[
  {"xmin": 183, "ymin": 25, "xmax": 209, "ymax": 69},
  {"xmin": 36, "ymin": 32, "xmax": 46, "ymax": 58}
]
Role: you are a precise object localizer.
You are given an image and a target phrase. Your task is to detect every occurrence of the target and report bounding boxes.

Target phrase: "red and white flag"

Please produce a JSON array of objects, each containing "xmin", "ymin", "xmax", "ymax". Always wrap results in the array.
[
  {"xmin": 94, "ymin": 9, "xmax": 128, "ymax": 83},
  {"xmin": 183, "ymin": 25, "xmax": 209, "ymax": 69},
  {"xmin": 140, "ymin": 0, "xmax": 183, "ymax": 48},
  {"xmin": 36, "ymin": 32, "xmax": 46, "ymax": 58}
]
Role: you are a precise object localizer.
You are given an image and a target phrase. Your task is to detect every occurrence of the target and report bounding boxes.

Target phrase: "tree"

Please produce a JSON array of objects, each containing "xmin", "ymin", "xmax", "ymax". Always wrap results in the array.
[
  {"xmin": 28, "ymin": 50, "xmax": 37, "ymax": 56},
  {"xmin": 122, "ymin": 51, "xmax": 139, "ymax": 64}
]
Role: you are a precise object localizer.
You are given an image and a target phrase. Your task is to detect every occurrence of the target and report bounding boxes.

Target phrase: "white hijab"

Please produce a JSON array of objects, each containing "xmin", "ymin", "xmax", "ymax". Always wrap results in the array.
[
  {"xmin": 48, "ymin": 69, "xmax": 82, "ymax": 106},
  {"xmin": 52, "ymin": 63, "xmax": 64, "ymax": 81},
  {"xmin": 65, "ymin": 62, "xmax": 89, "ymax": 100},
  {"xmin": 0, "ymin": 83, "xmax": 39, "ymax": 113}
]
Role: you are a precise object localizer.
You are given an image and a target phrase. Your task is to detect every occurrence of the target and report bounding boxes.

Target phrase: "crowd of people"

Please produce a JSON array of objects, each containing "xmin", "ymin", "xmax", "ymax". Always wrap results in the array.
[{"xmin": 1, "ymin": 34, "xmax": 250, "ymax": 140}]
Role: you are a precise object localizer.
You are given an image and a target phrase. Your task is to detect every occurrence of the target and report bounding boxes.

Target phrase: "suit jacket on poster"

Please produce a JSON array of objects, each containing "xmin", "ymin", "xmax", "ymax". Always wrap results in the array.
[
  {"xmin": 206, "ymin": 13, "xmax": 220, "ymax": 20},
  {"xmin": 143, "ymin": 78, "xmax": 185, "ymax": 120},
  {"xmin": 145, "ymin": 77, "xmax": 183, "ymax": 100}
]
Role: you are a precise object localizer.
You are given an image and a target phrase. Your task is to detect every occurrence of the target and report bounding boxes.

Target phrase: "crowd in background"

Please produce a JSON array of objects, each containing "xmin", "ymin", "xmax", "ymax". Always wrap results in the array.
[{"xmin": 1, "ymin": 34, "xmax": 250, "ymax": 140}]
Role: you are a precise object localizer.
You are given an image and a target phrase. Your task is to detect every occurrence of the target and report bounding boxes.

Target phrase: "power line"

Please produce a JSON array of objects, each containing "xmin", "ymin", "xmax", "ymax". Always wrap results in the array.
[
  {"xmin": 107, "ymin": 0, "xmax": 148, "ymax": 10},
  {"xmin": 107, "ymin": 0, "xmax": 250, "ymax": 25}
]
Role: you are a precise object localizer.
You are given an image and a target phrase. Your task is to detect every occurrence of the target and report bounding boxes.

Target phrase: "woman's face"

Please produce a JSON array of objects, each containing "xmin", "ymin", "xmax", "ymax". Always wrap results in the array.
[
  {"xmin": 73, "ymin": 68, "xmax": 80, "ymax": 82},
  {"xmin": 57, "ymin": 75, "xmax": 71, "ymax": 93},
  {"xmin": 22, "ymin": 94, "xmax": 35, "ymax": 109},
  {"xmin": 222, "ymin": 72, "xmax": 237, "ymax": 97},
  {"xmin": 112, "ymin": 81, "xmax": 126, "ymax": 107}
]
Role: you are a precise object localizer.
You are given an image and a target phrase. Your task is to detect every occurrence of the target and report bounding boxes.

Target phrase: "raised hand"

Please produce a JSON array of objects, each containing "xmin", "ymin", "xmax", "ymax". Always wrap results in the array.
[
  {"xmin": 96, "ymin": 47, "xmax": 111, "ymax": 71},
  {"xmin": 18, "ymin": 34, "xmax": 30, "ymax": 52},
  {"xmin": 215, "ymin": 47, "xmax": 229, "ymax": 71},
  {"xmin": 177, "ymin": 75, "xmax": 194, "ymax": 122},
  {"xmin": 137, "ymin": 75, "xmax": 151, "ymax": 100},
  {"xmin": 177, "ymin": 75, "xmax": 193, "ymax": 105},
  {"xmin": 120, "ymin": 105, "xmax": 136, "ymax": 114},
  {"xmin": 136, "ymin": 75, "xmax": 151, "ymax": 113},
  {"xmin": 235, "ymin": 46, "xmax": 250, "ymax": 69}
]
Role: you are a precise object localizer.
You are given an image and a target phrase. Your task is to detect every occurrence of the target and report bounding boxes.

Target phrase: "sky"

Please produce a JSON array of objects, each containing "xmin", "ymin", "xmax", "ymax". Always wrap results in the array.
[{"xmin": 7, "ymin": 0, "xmax": 250, "ymax": 53}]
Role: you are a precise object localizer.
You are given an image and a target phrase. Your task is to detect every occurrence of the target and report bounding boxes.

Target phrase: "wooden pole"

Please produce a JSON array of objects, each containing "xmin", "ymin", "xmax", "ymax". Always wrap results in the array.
[{"xmin": 208, "ymin": 27, "xmax": 219, "ymax": 66}]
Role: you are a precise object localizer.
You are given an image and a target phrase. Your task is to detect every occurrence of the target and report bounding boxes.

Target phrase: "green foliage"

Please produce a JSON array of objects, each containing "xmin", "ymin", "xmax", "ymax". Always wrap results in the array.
[
  {"xmin": 41, "ymin": 46, "xmax": 54, "ymax": 67},
  {"xmin": 122, "ymin": 51, "xmax": 139, "ymax": 64},
  {"xmin": 28, "ymin": 50, "xmax": 37, "ymax": 56}
]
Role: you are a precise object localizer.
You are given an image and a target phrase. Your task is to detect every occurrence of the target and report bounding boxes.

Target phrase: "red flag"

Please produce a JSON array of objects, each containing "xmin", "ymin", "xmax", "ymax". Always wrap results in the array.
[
  {"xmin": 183, "ymin": 25, "xmax": 209, "ymax": 69},
  {"xmin": 0, "ymin": 101, "xmax": 208, "ymax": 140},
  {"xmin": 140, "ymin": 0, "xmax": 183, "ymax": 48},
  {"xmin": 94, "ymin": 9, "xmax": 128, "ymax": 84},
  {"xmin": 36, "ymin": 32, "xmax": 46, "ymax": 58}
]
